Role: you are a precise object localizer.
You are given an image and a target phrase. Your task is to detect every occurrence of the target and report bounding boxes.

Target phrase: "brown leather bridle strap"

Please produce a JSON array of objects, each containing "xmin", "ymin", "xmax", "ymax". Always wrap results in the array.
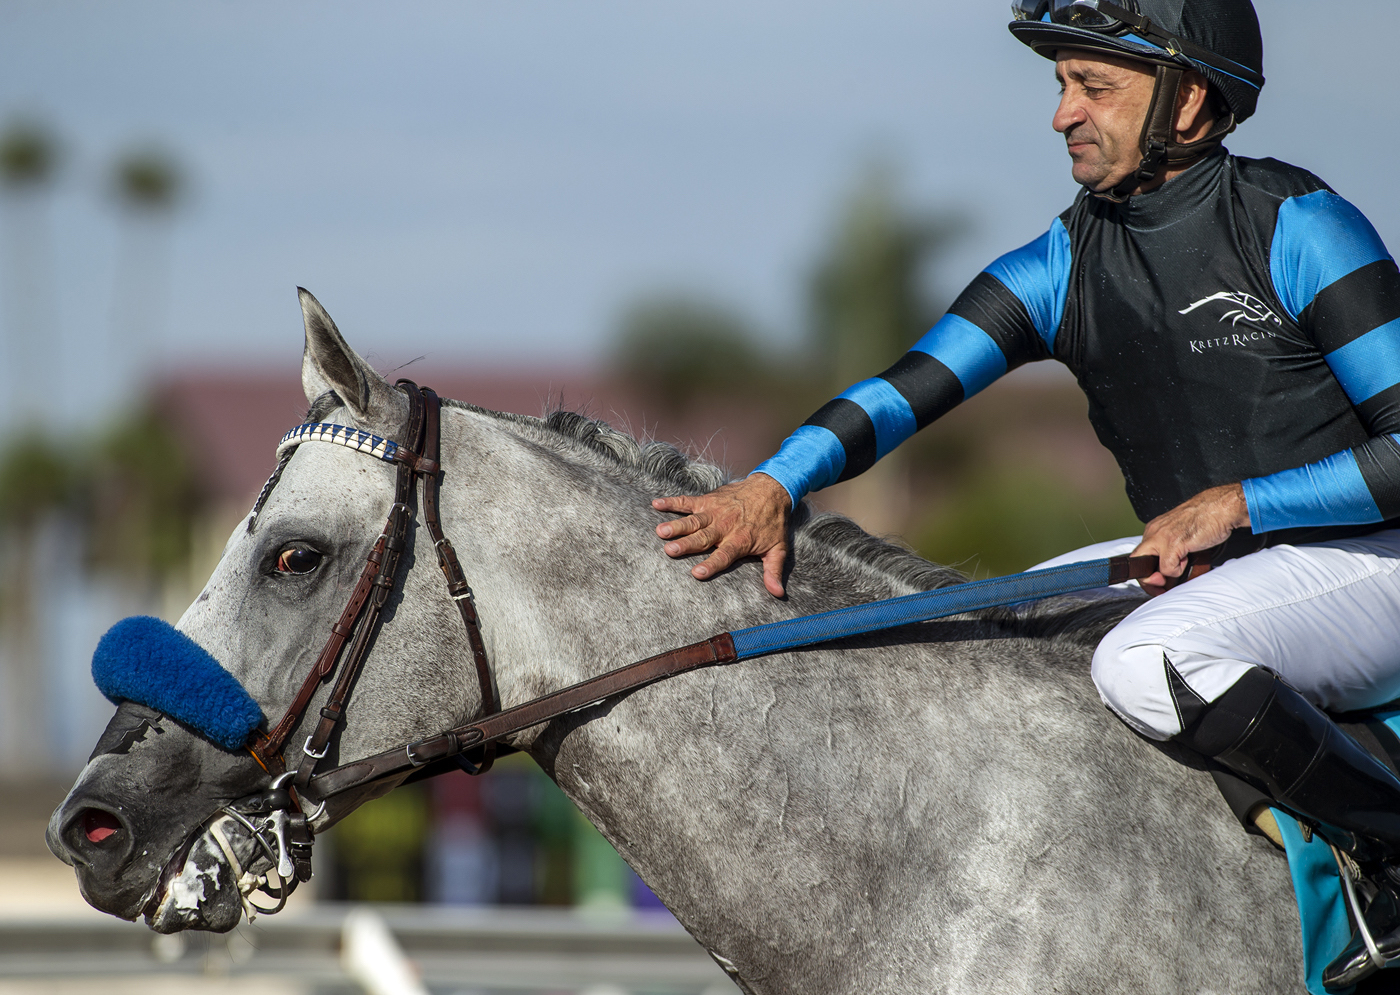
[
  {"xmin": 248, "ymin": 385, "xmax": 428, "ymax": 776},
  {"xmin": 419, "ymin": 387, "xmax": 501, "ymax": 774},
  {"xmin": 248, "ymin": 523, "xmax": 399, "ymax": 773},
  {"xmin": 307, "ymin": 633, "xmax": 738, "ymax": 801},
  {"xmin": 247, "ymin": 381, "xmax": 504, "ymax": 787}
]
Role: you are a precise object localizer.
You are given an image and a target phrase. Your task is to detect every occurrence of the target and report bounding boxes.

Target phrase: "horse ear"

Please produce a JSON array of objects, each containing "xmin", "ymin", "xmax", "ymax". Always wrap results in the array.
[{"xmin": 297, "ymin": 288, "xmax": 406, "ymax": 430}]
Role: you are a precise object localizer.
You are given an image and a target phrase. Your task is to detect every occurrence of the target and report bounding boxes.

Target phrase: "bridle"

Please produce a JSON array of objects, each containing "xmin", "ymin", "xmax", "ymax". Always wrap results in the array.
[
  {"xmin": 196, "ymin": 380, "xmax": 504, "ymax": 900},
  {"xmin": 209, "ymin": 377, "xmax": 740, "ymax": 902},
  {"xmin": 144, "ymin": 380, "xmax": 500, "ymax": 909},
  {"xmin": 245, "ymin": 378, "xmax": 743, "ymax": 818},
  {"xmin": 246, "ymin": 380, "xmax": 500, "ymax": 788}
]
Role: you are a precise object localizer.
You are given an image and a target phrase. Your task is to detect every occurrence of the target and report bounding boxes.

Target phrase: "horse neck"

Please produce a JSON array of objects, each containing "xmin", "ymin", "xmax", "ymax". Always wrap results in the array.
[
  {"xmin": 436, "ymin": 407, "xmax": 939, "ymax": 710},
  {"xmin": 435, "ymin": 409, "xmax": 1018, "ymax": 971}
]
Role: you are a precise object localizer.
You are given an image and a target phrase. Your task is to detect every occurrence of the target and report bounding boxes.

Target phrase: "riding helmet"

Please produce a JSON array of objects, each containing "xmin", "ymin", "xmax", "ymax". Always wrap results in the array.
[{"xmin": 1009, "ymin": 0, "xmax": 1264, "ymax": 123}]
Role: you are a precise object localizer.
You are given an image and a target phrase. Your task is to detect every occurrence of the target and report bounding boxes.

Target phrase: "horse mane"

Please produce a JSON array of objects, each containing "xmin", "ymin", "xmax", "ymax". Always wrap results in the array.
[{"xmin": 444, "ymin": 400, "xmax": 1141, "ymax": 648}]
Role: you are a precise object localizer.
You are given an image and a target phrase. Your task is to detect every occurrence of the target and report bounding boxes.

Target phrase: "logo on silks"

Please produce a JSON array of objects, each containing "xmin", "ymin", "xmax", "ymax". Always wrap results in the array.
[{"xmin": 1178, "ymin": 291, "xmax": 1282, "ymax": 328}]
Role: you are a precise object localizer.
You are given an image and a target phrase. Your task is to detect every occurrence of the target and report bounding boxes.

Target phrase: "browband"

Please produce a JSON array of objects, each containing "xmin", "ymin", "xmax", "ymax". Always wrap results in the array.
[{"xmin": 276, "ymin": 422, "xmax": 400, "ymax": 463}]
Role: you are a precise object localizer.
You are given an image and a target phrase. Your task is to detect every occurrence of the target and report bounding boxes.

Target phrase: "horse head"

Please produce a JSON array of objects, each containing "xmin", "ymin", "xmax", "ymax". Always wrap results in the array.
[{"xmin": 47, "ymin": 290, "xmax": 502, "ymax": 931}]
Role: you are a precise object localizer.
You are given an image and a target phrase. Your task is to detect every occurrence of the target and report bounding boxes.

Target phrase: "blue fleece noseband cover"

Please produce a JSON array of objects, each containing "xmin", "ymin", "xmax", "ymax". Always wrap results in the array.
[{"xmin": 92, "ymin": 616, "xmax": 264, "ymax": 751}]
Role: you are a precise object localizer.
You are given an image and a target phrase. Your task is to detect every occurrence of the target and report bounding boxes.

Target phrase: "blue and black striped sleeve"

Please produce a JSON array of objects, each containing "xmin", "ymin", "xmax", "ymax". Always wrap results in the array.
[
  {"xmin": 1243, "ymin": 190, "xmax": 1400, "ymax": 531},
  {"xmin": 752, "ymin": 219, "xmax": 1071, "ymax": 507}
]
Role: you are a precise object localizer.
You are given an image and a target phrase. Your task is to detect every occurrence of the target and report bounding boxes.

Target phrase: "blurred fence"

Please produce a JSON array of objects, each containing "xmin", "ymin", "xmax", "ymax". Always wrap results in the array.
[{"xmin": 0, "ymin": 904, "xmax": 740, "ymax": 995}]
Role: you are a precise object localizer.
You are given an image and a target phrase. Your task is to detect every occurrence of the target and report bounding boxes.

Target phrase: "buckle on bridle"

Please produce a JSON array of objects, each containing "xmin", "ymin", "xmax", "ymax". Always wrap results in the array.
[
  {"xmin": 302, "ymin": 736, "xmax": 329, "ymax": 760},
  {"xmin": 405, "ymin": 732, "xmax": 457, "ymax": 768}
]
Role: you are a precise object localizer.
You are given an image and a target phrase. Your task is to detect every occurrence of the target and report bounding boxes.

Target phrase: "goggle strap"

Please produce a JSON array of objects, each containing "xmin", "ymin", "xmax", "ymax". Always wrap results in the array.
[
  {"xmin": 1096, "ymin": 1, "xmax": 1264, "ymax": 88},
  {"xmin": 1022, "ymin": 0, "xmax": 1264, "ymax": 89}
]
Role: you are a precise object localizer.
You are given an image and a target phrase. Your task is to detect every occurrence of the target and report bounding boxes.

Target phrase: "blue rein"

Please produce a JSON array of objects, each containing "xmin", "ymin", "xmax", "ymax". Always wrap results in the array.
[{"xmin": 730, "ymin": 555, "xmax": 1137, "ymax": 659}]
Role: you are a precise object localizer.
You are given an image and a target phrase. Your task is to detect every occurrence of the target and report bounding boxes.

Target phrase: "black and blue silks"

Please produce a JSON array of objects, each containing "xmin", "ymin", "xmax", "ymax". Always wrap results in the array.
[{"xmin": 755, "ymin": 149, "xmax": 1400, "ymax": 540}]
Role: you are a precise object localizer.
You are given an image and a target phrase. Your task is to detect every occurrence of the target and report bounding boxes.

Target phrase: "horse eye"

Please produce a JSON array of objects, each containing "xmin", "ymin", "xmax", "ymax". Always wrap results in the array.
[{"xmin": 276, "ymin": 546, "xmax": 322, "ymax": 575}]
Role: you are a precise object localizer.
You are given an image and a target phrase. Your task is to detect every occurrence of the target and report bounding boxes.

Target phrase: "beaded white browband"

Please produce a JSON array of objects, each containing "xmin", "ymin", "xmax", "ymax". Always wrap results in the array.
[
  {"xmin": 275, "ymin": 422, "xmax": 400, "ymax": 463},
  {"xmin": 249, "ymin": 422, "xmax": 406, "ymax": 532}
]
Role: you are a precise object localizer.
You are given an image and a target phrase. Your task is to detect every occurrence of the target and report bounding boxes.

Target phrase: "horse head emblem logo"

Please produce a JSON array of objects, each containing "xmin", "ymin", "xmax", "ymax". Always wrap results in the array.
[{"xmin": 1178, "ymin": 291, "xmax": 1282, "ymax": 328}]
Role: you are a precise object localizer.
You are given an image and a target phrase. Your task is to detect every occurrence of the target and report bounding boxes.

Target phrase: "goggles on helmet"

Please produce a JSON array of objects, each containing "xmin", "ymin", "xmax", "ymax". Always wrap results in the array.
[
  {"xmin": 1012, "ymin": 0, "xmax": 1141, "ymax": 33},
  {"xmin": 1010, "ymin": 0, "xmax": 1264, "ymax": 88},
  {"xmin": 1011, "ymin": 0, "xmax": 1138, "ymax": 31}
]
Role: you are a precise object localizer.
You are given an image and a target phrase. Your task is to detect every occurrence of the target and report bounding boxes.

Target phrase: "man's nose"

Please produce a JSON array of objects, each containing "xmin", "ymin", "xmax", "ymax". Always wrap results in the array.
[{"xmin": 1052, "ymin": 92, "xmax": 1083, "ymax": 135}]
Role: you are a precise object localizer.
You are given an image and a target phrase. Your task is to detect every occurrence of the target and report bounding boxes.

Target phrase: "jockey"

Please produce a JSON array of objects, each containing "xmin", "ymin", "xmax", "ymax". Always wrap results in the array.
[{"xmin": 651, "ymin": 1, "xmax": 1400, "ymax": 986}]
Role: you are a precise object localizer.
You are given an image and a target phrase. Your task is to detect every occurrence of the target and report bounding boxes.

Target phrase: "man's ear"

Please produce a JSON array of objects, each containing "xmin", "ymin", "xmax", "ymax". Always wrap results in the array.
[
  {"xmin": 1174, "ymin": 71, "xmax": 1214, "ymax": 140},
  {"xmin": 297, "ymin": 288, "xmax": 408, "ymax": 433}
]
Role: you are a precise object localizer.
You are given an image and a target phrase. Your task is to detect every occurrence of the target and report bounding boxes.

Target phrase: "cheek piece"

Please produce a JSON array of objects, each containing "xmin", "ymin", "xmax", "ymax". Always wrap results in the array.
[{"xmin": 91, "ymin": 615, "xmax": 265, "ymax": 753}]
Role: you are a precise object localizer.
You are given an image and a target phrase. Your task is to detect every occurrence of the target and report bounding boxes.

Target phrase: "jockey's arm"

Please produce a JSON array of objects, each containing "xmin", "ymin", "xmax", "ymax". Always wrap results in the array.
[{"xmin": 655, "ymin": 223, "xmax": 1069, "ymax": 595}]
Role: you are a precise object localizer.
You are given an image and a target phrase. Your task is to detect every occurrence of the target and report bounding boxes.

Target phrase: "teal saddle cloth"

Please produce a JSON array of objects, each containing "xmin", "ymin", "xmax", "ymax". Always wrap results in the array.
[{"xmin": 1235, "ymin": 710, "xmax": 1400, "ymax": 995}]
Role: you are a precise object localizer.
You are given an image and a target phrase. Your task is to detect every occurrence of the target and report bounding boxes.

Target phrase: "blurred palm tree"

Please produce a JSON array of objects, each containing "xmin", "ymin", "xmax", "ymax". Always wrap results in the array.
[
  {"xmin": 613, "ymin": 294, "xmax": 771, "ymax": 413},
  {"xmin": 0, "ymin": 121, "xmax": 64, "ymax": 770},
  {"xmin": 809, "ymin": 163, "xmax": 965, "ymax": 390},
  {"xmin": 82, "ymin": 408, "xmax": 201, "ymax": 580},
  {"xmin": 0, "ymin": 119, "xmax": 61, "ymax": 427},
  {"xmin": 109, "ymin": 147, "xmax": 183, "ymax": 397}
]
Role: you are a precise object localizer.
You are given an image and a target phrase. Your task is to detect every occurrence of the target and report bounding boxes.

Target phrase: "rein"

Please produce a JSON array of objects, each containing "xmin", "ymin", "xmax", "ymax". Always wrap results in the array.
[
  {"xmin": 243, "ymin": 381, "xmax": 1160, "ymax": 814},
  {"xmin": 304, "ymin": 550, "xmax": 1159, "ymax": 801}
]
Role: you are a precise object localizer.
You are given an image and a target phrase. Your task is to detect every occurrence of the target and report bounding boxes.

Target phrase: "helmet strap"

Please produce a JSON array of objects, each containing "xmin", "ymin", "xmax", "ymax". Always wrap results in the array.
[{"xmin": 1106, "ymin": 64, "xmax": 1237, "ymax": 201}]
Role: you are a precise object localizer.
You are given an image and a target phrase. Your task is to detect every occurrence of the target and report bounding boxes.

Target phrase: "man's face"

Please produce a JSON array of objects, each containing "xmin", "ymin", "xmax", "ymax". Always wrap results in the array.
[{"xmin": 1053, "ymin": 49, "xmax": 1157, "ymax": 192}]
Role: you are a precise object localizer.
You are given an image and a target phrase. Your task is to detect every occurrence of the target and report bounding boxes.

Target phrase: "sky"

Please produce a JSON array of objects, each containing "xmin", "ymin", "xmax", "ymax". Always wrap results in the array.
[{"xmin": 0, "ymin": 0, "xmax": 1395, "ymax": 421}]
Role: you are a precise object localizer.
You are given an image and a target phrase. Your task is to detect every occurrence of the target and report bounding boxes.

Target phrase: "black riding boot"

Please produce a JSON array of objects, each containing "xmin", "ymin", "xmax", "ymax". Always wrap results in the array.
[{"xmin": 1172, "ymin": 666, "xmax": 1400, "ymax": 990}]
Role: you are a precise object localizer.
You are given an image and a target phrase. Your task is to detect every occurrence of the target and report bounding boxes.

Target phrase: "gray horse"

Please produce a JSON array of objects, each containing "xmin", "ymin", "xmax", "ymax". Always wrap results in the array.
[{"xmin": 49, "ymin": 291, "xmax": 1304, "ymax": 993}]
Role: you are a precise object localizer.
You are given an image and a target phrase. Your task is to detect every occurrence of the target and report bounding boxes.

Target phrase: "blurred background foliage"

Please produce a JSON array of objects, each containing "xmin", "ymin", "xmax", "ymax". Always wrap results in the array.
[
  {"xmin": 809, "ymin": 165, "xmax": 965, "ymax": 390},
  {"xmin": 0, "ymin": 409, "xmax": 201, "ymax": 582},
  {"xmin": 84, "ymin": 410, "xmax": 202, "ymax": 578},
  {"xmin": 612, "ymin": 295, "xmax": 773, "ymax": 414},
  {"xmin": 0, "ymin": 120, "xmax": 59, "ymax": 190}
]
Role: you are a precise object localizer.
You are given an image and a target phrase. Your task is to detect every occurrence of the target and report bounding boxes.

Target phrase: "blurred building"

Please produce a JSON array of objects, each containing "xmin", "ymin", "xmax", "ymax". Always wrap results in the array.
[{"xmin": 152, "ymin": 367, "xmax": 791, "ymax": 518}]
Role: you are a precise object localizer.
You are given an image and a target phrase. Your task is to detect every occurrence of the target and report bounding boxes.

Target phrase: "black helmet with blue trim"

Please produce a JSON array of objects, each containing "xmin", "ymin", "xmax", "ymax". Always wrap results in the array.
[{"xmin": 1010, "ymin": 0, "xmax": 1264, "ymax": 193}]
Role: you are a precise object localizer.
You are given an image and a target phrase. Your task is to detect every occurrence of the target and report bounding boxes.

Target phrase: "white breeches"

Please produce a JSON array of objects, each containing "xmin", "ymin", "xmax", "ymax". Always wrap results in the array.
[{"xmin": 1032, "ymin": 531, "xmax": 1400, "ymax": 742}]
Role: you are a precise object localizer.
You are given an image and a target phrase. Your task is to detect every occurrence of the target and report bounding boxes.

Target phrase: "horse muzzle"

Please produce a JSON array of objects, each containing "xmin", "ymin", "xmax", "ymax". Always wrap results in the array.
[
  {"xmin": 144, "ymin": 829, "xmax": 247, "ymax": 933},
  {"xmin": 50, "ymin": 772, "xmax": 313, "ymax": 932}
]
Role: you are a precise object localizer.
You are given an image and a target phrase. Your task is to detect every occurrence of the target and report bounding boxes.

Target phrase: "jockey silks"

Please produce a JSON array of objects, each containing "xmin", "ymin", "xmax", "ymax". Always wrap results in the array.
[{"xmin": 754, "ymin": 147, "xmax": 1400, "ymax": 536}]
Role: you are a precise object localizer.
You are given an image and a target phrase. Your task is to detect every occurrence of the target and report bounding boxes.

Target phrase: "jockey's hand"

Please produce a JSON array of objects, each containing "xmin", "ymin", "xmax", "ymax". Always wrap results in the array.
[
  {"xmin": 1131, "ymin": 482, "xmax": 1250, "ymax": 597},
  {"xmin": 653, "ymin": 473, "xmax": 791, "ymax": 597}
]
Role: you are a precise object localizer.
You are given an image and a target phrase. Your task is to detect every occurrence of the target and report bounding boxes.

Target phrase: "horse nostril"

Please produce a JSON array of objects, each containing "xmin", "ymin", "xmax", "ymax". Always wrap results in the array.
[{"xmin": 82, "ymin": 808, "xmax": 122, "ymax": 844}]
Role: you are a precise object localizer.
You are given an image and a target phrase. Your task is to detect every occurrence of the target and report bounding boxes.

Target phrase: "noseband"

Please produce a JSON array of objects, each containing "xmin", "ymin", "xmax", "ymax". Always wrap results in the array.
[{"xmin": 247, "ymin": 380, "xmax": 501, "ymax": 787}]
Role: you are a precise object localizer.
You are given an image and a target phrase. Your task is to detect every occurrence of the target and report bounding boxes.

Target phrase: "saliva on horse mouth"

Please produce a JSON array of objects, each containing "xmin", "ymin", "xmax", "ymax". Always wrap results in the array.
[{"xmin": 144, "ymin": 781, "xmax": 312, "ymax": 932}]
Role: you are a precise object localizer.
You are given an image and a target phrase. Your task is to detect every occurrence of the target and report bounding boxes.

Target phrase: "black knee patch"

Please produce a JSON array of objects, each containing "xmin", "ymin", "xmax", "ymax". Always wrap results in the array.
[{"xmin": 1173, "ymin": 664, "xmax": 1276, "ymax": 757}]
